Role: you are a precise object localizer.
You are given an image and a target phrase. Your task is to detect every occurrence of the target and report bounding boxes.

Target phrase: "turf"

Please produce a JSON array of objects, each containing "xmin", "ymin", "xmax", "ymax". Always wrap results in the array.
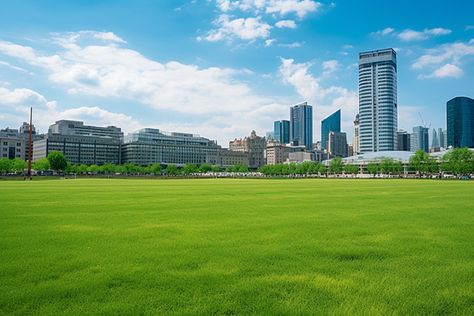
[{"xmin": 1, "ymin": 179, "xmax": 473, "ymax": 315}]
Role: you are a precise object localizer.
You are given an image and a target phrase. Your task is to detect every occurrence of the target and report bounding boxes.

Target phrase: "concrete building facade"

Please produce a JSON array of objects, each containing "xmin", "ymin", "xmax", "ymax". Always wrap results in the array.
[{"xmin": 229, "ymin": 130, "xmax": 266, "ymax": 169}]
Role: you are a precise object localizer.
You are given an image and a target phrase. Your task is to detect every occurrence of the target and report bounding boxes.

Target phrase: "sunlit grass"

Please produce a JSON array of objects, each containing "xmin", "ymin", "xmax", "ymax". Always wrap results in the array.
[{"xmin": 1, "ymin": 179, "xmax": 473, "ymax": 314}]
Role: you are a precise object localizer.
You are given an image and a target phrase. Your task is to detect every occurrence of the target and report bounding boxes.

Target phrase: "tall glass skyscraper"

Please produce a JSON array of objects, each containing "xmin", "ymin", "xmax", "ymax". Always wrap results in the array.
[
  {"xmin": 447, "ymin": 96, "xmax": 474, "ymax": 148},
  {"xmin": 321, "ymin": 109, "xmax": 341, "ymax": 151},
  {"xmin": 358, "ymin": 48, "xmax": 398, "ymax": 153},
  {"xmin": 290, "ymin": 102, "xmax": 313, "ymax": 149},
  {"xmin": 273, "ymin": 120, "xmax": 290, "ymax": 144},
  {"xmin": 410, "ymin": 126, "xmax": 429, "ymax": 153}
]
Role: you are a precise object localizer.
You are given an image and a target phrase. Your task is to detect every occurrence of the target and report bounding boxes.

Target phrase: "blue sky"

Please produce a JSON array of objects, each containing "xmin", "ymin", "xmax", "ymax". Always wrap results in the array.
[{"xmin": 0, "ymin": 0, "xmax": 473, "ymax": 145}]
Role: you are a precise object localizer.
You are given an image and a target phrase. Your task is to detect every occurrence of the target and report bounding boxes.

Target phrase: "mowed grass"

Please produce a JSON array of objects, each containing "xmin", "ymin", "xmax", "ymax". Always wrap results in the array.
[{"xmin": 1, "ymin": 179, "xmax": 473, "ymax": 315}]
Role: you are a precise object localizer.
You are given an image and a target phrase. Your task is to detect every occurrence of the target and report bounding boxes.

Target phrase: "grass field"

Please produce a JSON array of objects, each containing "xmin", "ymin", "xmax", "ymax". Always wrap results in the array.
[{"xmin": 1, "ymin": 179, "xmax": 473, "ymax": 315}]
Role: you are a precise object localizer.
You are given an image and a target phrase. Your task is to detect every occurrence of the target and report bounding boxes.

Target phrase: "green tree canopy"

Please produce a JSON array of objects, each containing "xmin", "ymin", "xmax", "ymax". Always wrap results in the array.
[
  {"xmin": 442, "ymin": 148, "xmax": 474, "ymax": 175},
  {"xmin": 47, "ymin": 151, "xmax": 68, "ymax": 172},
  {"xmin": 329, "ymin": 157, "xmax": 343, "ymax": 174},
  {"xmin": 33, "ymin": 158, "xmax": 50, "ymax": 171},
  {"xmin": 344, "ymin": 164, "xmax": 358, "ymax": 174},
  {"xmin": 0, "ymin": 158, "xmax": 12, "ymax": 175},
  {"xmin": 165, "ymin": 164, "xmax": 179, "ymax": 175}
]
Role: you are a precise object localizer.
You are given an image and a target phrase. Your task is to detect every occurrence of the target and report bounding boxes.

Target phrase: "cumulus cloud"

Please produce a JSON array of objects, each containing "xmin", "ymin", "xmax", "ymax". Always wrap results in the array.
[
  {"xmin": 398, "ymin": 27, "xmax": 451, "ymax": 41},
  {"xmin": 322, "ymin": 59, "xmax": 339, "ymax": 76},
  {"xmin": 216, "ymin": 0, "xmax": 321, "ymax": 18},
  {"xmin": 0, "ymin": 85, "xmax": 140, "ymax": 133},
  {"xmin": 199, "ymin": 14, "xmax": 271, "ymax": 42},
  {"xmin": 0, "ymin": 32, "xmax": 294, "ymax": 144},
  {"xmin": 279, "ymin": 58, "xmax": 358, "ymax": 139},
  {"xmin": 275, "ymin": 19, "xmax": 297, "ymax": 28},
  {"xmin": 207, "ymin": 1, "xmax": 321, "ymax": 43},
  {"xmin": 371, "ymin": 27, "xmax": 395, "ymax": 36},
  {"xmin": 419, "ymin": 64, "xmax": 463, "ymax": 79},
  {"xmin": 412, "ymin": 40, "xmax": 474, "ymax": 69}
]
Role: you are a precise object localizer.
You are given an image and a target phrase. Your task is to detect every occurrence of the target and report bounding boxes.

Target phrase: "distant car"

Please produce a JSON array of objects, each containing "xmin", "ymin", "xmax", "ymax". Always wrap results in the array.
[{"xmin": 459, "ymin": 175, "xmax": 470, "ymax": 180}]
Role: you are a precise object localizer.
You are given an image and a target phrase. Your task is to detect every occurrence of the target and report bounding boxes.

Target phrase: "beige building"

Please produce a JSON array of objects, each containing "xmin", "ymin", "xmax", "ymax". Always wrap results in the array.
[
  {"xmin": 229, "ymin": 130, "xmax": 266, "ymax": 169},
  {"xmin": 217, "ymin": 148, "xmax": 249, "ymax": 167},
  {"xmin": 266, "ymin": 142, "xmax": 305, "ymax": 165}
]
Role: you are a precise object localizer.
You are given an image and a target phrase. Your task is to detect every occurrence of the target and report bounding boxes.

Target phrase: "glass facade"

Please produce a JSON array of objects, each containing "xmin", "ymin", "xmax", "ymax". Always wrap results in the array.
[
  {"xmin": 321, "ymin": 110, "xmax": 341, "ymax": 151},
  {"xmin": 290, "ymin": 102, "xmax": 313, "ymax": 150},
  {"xmin": 273, "ymin": 120, "xmax": 290, "ymax": 144},
  {"xmin": 447, "ymin": 96, "xmax": 474, "ymax": 148}
]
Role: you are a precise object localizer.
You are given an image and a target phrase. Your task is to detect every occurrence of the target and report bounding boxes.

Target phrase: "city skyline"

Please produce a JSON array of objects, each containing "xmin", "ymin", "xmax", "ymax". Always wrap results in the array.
[{"xmin": 0, "ymin": 1, "xmax": 473, "ymax": 146}]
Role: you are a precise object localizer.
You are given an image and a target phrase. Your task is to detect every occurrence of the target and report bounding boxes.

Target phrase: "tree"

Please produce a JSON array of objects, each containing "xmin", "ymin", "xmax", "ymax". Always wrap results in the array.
[
  {"xmin": 47, "ymin": 151, "xmax": 68, "ymax": 173},
  {"xmin": 329, "ymin": 157, "xmax": 343, "ymax": 174},
  {"xmin": 409, "ymin": 150, "xmax": 429, "ymax": 175},
  {"xmin": 366, "ymin": 163, "xmax": 379, "ymax": 176},
  {"xmin": 149, "ymin": 163, "xmax": 162, "ymax": 175},
  {"xmin": 344, "ymin": 164, "xmax": 358, "ymax": 175},
  {"xmin": 210, "ymin": 165, "xmax": 220, "ymax": 173},
  {"xmin": 442, "ymin": 148, "xmax": 474, "ymax": 176},
  {"xmin": 198, "ymin": 163, "xmax": 212, "ymax": 173},
  {"xmin": 33, "ymin": 158, "xmax": 50, "ymax": 171},
  {"xmin": 183, "ymin": 163, "xmax": 198, "ymax": 175},
  {"xmin": 165, "ymin": 164, "xmax": 179, "ymax": 175},
  {"xmin": 10, "ymin": 158, "xmax": 26, "ymax": 173},
  {"xmin": 102, "ymin": 163, "xmax": 117, "ymax": 174},
  {"xmin": 0, "ymin": 158, "xmax": 12, "ymax": 175}
]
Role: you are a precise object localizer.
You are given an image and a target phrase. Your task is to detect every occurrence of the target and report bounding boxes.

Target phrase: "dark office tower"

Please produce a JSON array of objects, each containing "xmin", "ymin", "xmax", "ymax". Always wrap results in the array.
[
  {"xmin": 359, "ymin": 48, "xmax": 398, "ymax": 153},
  {"xmin": 273, "ymin": 120, "xmax": 290, "ymax": 144},
  {"xmin": 290, "ymin": 102, "xmax": 313, "ymax": 149},
  {"xmin": 447, "ymin": 96, "xmax": 474, "ymax": 148},
  {"xmin": 396, "ymin": 130, "xmax": 411, "ymax": 151},
  {"xmin": 321, "ymin": 109, "xmax": 341, "ymax": 151}
]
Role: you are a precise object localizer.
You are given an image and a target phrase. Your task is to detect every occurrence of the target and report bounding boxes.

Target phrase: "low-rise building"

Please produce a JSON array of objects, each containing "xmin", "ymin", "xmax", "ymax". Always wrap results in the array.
[
  {"xmin": 121, "ymin": 128, "xmax": 223, "ymax": 166},
  {"xmin": 33, "ymin": 120, "xmax": 122, "ymax": 165},
  {"xmin": 266, "ymin": 142, "xmax": 305, "ymax": 165},
  {"xmin": 229, "ymin": 130, "xmax": 266, "ymax": 169}
]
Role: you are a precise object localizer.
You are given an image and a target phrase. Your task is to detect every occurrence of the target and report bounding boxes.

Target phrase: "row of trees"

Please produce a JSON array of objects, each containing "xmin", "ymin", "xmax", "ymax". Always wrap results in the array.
[
  {"xmin": 26, "ymin": 151, "xmax": 250, "ymax": 176},
  {"xmin": 258, "ymin": 149, "xmax": 474, "ymax": 177},
  {"xmin": 2, "ymin": 148, "xmax": 473, "ymax": 177}
]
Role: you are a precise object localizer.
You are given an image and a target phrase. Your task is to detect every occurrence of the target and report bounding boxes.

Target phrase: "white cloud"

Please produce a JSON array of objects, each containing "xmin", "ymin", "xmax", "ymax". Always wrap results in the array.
[
  {"xmin": 419, "ymin": 64, "xmax": 463, "ymax": 79},
  {"xmin": 0, "ymin": 32, "xmax": 295, "ymax": 145},
  {"xmin": 265, "ymin": 0, "xmax": 321, "ymax": 18},
  {"xmin": 279, "ymin": 58, "xmax": 358, "ymax": 139},
  {"xmin": 216, "ymin": 0, "xmax": 321, "ymax": 18},
  {"xmin": 278, "ymin": 41, "xmax": 302, "ymax": 48},
  {"xmin": 265, "ymin": 38, "xmax": 276, "ymax": 46},
  {"xmin": 275, "ymin": 19, "xmax": 297, "ymax": 28},
  {"xmin": 397, "ymin": 28, "xmax": 451, "ymax": 41},
  {"xmin": 0, "ymin": 85, "xmax": 140, "ymax": 133},
  {"xmin": 372, "ymin": 27, "xmax": 395, "ymax": 36},
  {"xmin": 322, "ymin": 59, "xmax": 339, "ymax": 76},
  {"xmin": 0, "ymin": 60, "xmax": 34, "ymax": 75},
  {"xmin": 200, "ymin": 14, "xmax": 271, "ymax": 42},
  {"xmin": 0, "ymin": 86, "xmax": 56, "ymax": 110},
  {"xmin": 412, "ymin": 39, "xmax": 474, "ymax": 69}
]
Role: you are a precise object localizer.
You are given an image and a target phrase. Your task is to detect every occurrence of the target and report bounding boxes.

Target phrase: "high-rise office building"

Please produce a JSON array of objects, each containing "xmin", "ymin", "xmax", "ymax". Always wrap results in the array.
[
  {"xmin": 410, "ymin": 126, "xmax": 429, "ymax": 153},
  {"xmin": 352, "ymin": 114, "xmax": 360, "ymax": 154},
  {"xmin": 396, "ymin": 130, "xmax": 411, "ymax": 151},
  {"xmin": 447, "ymin": 96, "xmax": 474, "ymax": 148},
  {"xmin": 321, "ymin": 110, "xmax": 341, "ymax": 151},
  {"xmin": 359, "ymin": 48, "xmax": 398, "ymax": 153},
  {"xmin": 327, "ymin": 131, "xmax": 348, "ymax": 157},
  {"xmin": 273, "ymin": 120, "xmax": 290, "ymax": 144},
  {"xmin": 431, "ymin": 128, "xmax": 445, "ymax": 149},
  {"xmin": 290, "ymin": 102, "xmax": 313, "ymax": 149}
]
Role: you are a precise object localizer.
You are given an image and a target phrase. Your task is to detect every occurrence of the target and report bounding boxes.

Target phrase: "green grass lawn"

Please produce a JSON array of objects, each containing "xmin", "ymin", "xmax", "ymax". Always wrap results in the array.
[{"xmin": 1, "ymin": 179, "xmax": 473, "ymax": 315}]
